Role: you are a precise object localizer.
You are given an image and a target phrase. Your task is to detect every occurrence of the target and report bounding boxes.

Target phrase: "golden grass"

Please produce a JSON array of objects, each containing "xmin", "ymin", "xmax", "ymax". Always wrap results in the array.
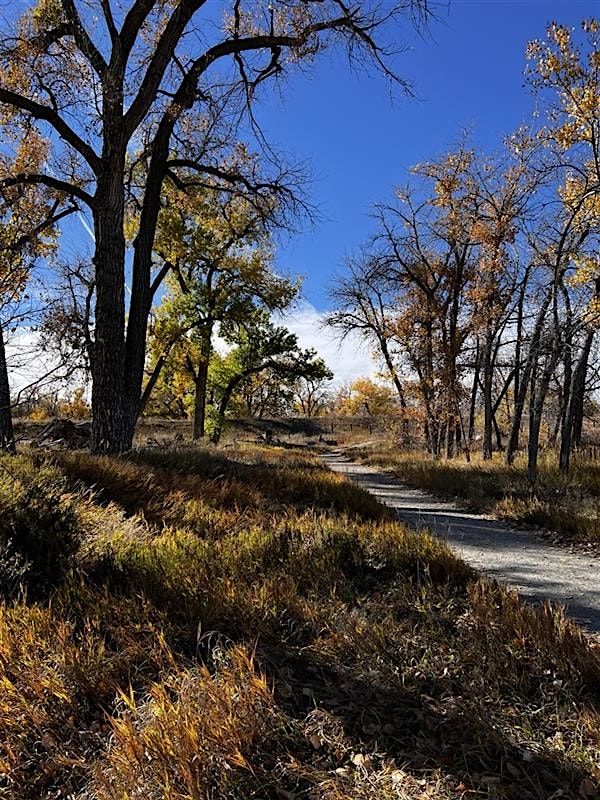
[{"xmin": 0, "ymin": 443, "xmax": 598, "ymax": 799}]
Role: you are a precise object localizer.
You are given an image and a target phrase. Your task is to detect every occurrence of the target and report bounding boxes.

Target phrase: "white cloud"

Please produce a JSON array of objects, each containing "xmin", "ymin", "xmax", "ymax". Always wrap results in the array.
[
  {"xmin": 6, "ymin": 328, "xmax": 70, "ymax": 399},
  {"xmin": 5, "ymin": 304, "xmax": 378, "ymax": 402},
  {"xmin": 277, "ymin": 301, "xmax": 377, "ymax": 385}
]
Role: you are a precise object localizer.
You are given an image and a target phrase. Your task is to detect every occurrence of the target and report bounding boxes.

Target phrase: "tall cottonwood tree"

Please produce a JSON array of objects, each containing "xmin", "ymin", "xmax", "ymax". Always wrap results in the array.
[
  {"xmin": 527, "ymin": 20, "xmax": 600, "ymax": 473},
  {"xmin": 0, "ymin": 0, "xmax": 429, "ymax": 453}
]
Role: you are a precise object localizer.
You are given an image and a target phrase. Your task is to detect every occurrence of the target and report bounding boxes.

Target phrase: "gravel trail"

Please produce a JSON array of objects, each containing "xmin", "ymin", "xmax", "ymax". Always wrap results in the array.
[{"xmin": 322, "ymin": 450, "xmax": 600, "ymax": 633}]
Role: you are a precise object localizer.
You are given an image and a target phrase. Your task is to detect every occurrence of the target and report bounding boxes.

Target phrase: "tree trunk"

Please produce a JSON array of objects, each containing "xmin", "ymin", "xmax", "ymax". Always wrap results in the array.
[
  {"xmin": 123, "ymin": 92, "xmax": 180, "ymax": 439},
  {"xmin": 468, "ymin": 338, "xmax": 480, "ymax": 444},
  {"xmin": 559, "ymin": 330, "xmax": 594, "ymax": 471},
  {"xmin": 493, "ymin": 413, "xmax": 503, "ymax": 452},
  {"xmin": 211, "ymin": 377, "xmax": 240, "ymax": 445},
  {"xmin": 192, "ymin": 326, "xmax": 213, "ymax": 440},
  {"xmin": 91, "ymin": 171, "xmax": 128, "ymax": 453},
  {"xmin": 192, "ymin": 359, "xmax": 209, "ymax": 440},
  {"xmin": 379, "ymin": 337, "xmax": 409, "ymax": 445},
  {"xmin": 506, "ymin": 292, "xmax": 552, "ymax": 465},
  {"xmin": 527, "ymin": 349, "xmax": 558, "ymax": 484},
  {"xmin": 482, "ymin": 328, "xmax": 494, "ymax": 460},
  {"xmin": 0, "ymin": 322, "xmax": 16, "ymax": 454}
]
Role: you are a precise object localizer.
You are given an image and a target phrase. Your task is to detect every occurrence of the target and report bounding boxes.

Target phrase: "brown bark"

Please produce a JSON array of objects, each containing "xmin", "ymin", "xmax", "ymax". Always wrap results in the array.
[
  {"xmin": 192, "ymin": 358, "xmax": 209, "ymax": 440},
  {"xmin": 482, "ymin": 327, "xmax": 494, "ymax": 460},
  {"xmin": 506, "ymin": 291, "xmax": 552, "ymax": 465},
  {"xmin": 559, "ymin": 329, "xmax": 593, "ymax": 471},
  {"xmin": 91, "ymin": 170, "xmax": 128, "ymax": 453},
  {"xmin": 527, "ymin": 347, "xmax": 559, "ymax": 484},
  {"xmin": 0, "ymin": 322, "xmax": 16, "ymax": 454}
]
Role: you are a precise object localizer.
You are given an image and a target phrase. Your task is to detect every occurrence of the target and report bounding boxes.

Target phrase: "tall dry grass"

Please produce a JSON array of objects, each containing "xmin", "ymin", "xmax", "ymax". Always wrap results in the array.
[{"xmin": 0, "ymin": 444, "xmax": 598, "ymax": 799}]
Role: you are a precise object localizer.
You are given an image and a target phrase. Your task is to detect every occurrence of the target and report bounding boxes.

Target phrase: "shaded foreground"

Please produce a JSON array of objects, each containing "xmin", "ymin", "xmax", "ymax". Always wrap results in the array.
[{"xmin": 0, "ymin": 444, "xmax": 599, "ymax": 799}]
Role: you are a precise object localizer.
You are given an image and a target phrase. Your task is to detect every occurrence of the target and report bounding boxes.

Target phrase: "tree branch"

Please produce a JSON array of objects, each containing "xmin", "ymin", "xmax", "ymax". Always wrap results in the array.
[
  {"xmin": 62, "ymin": 0, "xmax": 108, "ymax": 77},
  {"xmin": 123, "ymin": 0, "xmax": 209, "ymax": 135},
  {"xmin": 0, "ymin": 173, "xmax": 93, "ymax": 206},
  {"xmin": 0, "ymin": 88, "xmax": 101, "ymax": 173}
]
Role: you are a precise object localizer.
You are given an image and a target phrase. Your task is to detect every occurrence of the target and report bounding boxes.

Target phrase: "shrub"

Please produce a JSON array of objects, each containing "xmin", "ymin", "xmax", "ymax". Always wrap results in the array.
[{"xmin": 0, "ymin": 457, "xmax": 80, "ymax": 597}]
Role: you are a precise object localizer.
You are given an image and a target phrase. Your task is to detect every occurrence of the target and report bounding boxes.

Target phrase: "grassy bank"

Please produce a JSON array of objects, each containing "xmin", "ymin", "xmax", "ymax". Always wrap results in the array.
[
  {"xmin": 0, "ymin": 443, "xmax": 599, "ymax": 799},
  {"xmin": 351, "ymin": 443, "xmax": 600, "ymax": 548}
]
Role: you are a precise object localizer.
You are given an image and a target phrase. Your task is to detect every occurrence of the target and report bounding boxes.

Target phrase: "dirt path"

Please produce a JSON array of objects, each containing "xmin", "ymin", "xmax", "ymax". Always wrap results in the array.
[{"xmin": 322, "ymin": 450, "xmax": 600, "ymax": 633}]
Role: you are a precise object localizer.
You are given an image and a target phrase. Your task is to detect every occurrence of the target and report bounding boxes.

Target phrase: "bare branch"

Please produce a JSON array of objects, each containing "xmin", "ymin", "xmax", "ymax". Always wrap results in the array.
[{"xmin": 0, "ymin": 88, "xmax": 101, "ymax": 174}]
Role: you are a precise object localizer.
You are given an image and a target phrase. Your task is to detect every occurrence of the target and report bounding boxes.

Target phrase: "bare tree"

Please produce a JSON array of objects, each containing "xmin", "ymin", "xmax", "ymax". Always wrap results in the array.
[{"xmin": 0, "ymin": 0, "xmax": 430, "ymax": 452}]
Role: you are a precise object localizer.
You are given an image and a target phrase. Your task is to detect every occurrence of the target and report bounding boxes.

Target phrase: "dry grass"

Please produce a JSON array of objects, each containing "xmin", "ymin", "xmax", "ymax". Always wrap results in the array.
[
  {"xmin": 351, "ymin": 443, "xmax": 600, "ymax": 548},
  {"xmin": 0, "ymin": 443, "xmax": 599, "ymax": 799}
]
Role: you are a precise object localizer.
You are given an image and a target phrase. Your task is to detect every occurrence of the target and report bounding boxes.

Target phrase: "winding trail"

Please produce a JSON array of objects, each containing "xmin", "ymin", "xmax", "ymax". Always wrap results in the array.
[{"xmin": 322, "ymin": 450, "xmax": 600, "ymax": 633}]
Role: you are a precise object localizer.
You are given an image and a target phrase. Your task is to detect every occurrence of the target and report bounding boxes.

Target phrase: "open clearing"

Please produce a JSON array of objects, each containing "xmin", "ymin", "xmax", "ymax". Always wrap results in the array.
[{"xmin": 323, "ymin": 450, "xmax": 600, "ymax": 634}]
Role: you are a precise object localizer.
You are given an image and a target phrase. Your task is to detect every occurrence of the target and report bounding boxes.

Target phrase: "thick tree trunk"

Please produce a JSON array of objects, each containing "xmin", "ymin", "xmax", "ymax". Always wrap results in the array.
[
  {"xmin": 90, "ymin": 68, "xmax": 131, "ymax": 454},
  {"xmin": 0, "ymin": 322, "xmax": 15, "ymax": 454},
  {"xmin": 91, "ymin": 169, "xmax": 128, "ymax": 453},
  {"xmin": 124, "ymin": 184, "xmax": 162, "ymax": 433}
]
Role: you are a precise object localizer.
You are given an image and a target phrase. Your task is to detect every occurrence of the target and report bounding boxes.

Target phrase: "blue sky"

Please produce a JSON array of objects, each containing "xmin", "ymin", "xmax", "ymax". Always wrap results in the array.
[
  {"xmin": 8, "ymin": 0, "xmax": 594, "ymax": 387},
  {"xmin": 253, "ymin": 0, "xmax": 593, "ymax": 310}
]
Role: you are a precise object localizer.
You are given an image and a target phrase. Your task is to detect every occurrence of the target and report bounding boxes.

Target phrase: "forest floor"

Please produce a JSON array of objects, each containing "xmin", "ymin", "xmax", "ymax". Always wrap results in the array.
[
  {"xmin": 322, "ymin": 450, "xmax": 600, "ymax": 634},
  {"xmin": 1, "ymin": 442, "xmax": 600, "ymax": 799}
]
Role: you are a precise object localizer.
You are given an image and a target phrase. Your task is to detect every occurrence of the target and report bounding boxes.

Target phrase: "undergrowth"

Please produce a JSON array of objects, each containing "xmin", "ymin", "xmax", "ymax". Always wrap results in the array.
[
  {"xmin": 353, "ymin": 443, "xmax": 600, "ymax": 547},
  {"xmin": 0, "ymin": 443, "xmax": 598, "ymax": 799}
]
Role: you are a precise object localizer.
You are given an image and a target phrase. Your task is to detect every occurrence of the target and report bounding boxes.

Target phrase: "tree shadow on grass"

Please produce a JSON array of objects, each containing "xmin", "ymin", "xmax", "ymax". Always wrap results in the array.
[
  {"xmin": 53, "ymin": 446, "xmax": 388, "ymax": 527},
  {"xmin": 261, "ymin": 644, "xmax": 590, "ymax": 800}
]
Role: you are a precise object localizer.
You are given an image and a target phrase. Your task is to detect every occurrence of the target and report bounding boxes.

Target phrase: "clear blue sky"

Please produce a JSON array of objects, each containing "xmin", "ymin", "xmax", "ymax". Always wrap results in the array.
[{"xmin": 253, "ymin": 0, "xmax": 593, "ymax": 310}]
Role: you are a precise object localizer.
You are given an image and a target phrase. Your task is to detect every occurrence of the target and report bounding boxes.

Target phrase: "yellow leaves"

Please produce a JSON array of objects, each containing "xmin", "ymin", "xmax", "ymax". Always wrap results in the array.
[
  {"xmin": 13, "ymin": 128, "xmax": 49, "ymax": 173},
  {"xmin": 553, "ymin": 120, "xmax": 580, "ymax": 149},
  {"xmin": 31, "ymin": 0, "xmax": 64, "ymax": 31},
  {"xmin": 558, "ymin": 170, "xmax": 600, "ymax": 224},
  {"xmin": 548, "ymin": 22, "xmax": 572, "ymax": 53},
  {"xmin": 569, "ymin": 84, "xmax": 600, "ymax": 117},
  {"xmin": 433, "ymin": 176, "xmax": 459, "ymax": 202},
  {"xmin": 336, "ymin": 377, "xmax": 398, "ymax": 417},
  {"xmin": 584, "ymin": 295, "xmax": 600, "ymax": 328},
  {"xmin": 569, "ymin": 255, "xmax": 600, "ymax": 287}
]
